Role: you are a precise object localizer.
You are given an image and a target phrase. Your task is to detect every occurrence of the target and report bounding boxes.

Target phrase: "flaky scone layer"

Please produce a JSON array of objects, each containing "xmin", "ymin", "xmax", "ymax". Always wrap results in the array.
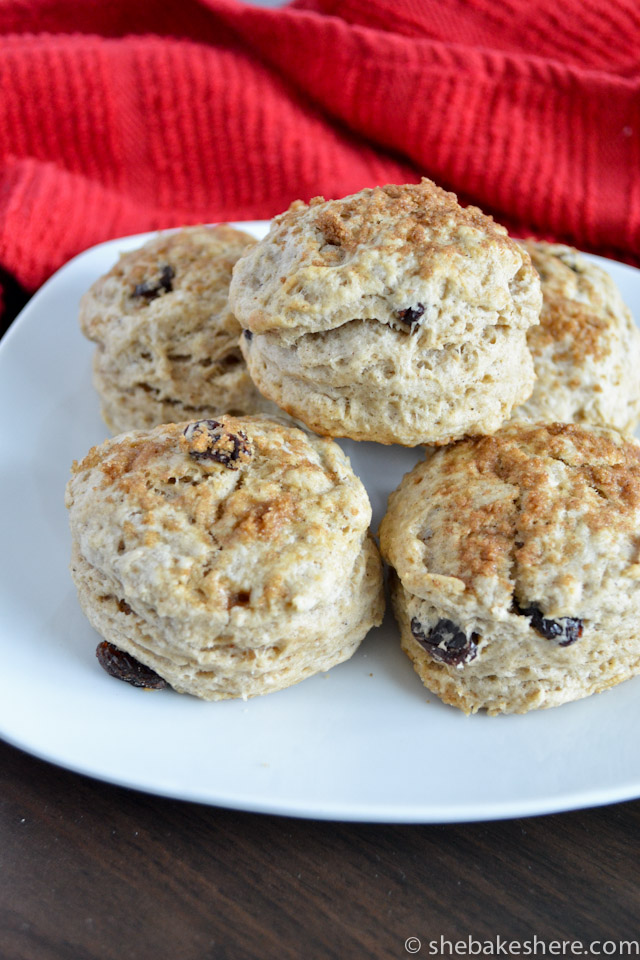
[
  {"xmin": 380, "ymin": 422, "xmax": 640, "ymax": 714},
  {"xmin": 66, "ymin": 416, "xmax": 384, "ymax": 699},
  {"xmin": 80, "ymin": 225, "xmax": 273, "ymax": 433},
  {"xmin": 512, "ymin": 241, "xmax": 640, "ymax": 433},
  {"xmin": 231, "ymin": 180, "xmax": 541, "ymax": 445}
]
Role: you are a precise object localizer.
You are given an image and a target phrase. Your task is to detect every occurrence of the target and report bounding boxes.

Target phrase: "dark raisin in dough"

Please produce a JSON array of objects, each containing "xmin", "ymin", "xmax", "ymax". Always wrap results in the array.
[
  {"xmin": 132, "ymin": 264, "xmax": 175, "ymax": 301},
  {"xmin": 396, "ymin": 304, "xmax": 425, "ymax": 324},
  {"xmin": 96, "ymin": 641, "xmax": 168, "ymax": 689},
  {"xmin": 184, "ymin": 419, "xmax": 252, "ymax": 469},
  {"xmin": 410, "ymin": 617, "xmax": 478, "ymax": 666},
  {"xmin": 513, "ymin": 601, "xmax": 583, "ymax": 647}
]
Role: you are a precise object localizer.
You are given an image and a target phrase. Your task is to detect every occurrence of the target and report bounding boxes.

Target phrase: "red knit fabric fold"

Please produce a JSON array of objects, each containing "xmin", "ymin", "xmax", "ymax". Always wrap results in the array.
[{"xmin": 0, "ymin": 0, "xmax": 638, "ymax": 313}]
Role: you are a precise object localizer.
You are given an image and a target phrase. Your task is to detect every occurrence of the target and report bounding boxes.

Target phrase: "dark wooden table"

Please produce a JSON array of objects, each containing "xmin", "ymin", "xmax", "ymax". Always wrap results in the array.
[{"xmin": 2, "ymin": 737, "xmax": 639, "ymax": 960}]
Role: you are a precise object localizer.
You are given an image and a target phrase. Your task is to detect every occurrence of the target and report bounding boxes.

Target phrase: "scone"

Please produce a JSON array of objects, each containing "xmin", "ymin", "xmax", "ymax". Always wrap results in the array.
[
  {"xmin": 512, "ymin": 241, "xmax": 640, "ymax": 432},
  {"xmin": 66, "ymin": 416, "xmax": 384, "ymax": 700},
  {"xmin": 379, "ymin": 422, "xmax": 640, "ymax": 715},
  {"xmin": 80, "ymin": 225, "xmax": 273, "ymax": 433},
  {"xmin": 230, "ymin": 179, "xmax": 542, "ymax": 446}
]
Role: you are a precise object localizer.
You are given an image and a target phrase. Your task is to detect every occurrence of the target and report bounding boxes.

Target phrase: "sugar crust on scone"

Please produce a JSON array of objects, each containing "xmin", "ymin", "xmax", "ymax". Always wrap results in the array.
[
  {"xmin": 231, "ymin": 180, "xmax": 542, "ymax": 446},
  {"xmin": 379, "ymin": 422, "xmax": 640, "ymax": 714},
  {"xmin": 80, "ymin": 225, "xmax": 273, "ymax": 434},
  {"xmin": 512, "ymin": 241, "xmax": 640, "ymax": 433},
  {"xmin": 66, "ymin": 416, "xmax": 385, "ymax": 700}
]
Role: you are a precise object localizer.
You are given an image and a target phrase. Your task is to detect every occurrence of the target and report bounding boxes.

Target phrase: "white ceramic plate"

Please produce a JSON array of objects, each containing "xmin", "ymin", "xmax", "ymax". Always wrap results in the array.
[{"xmin": 2, "ymin": 223, "xmax": 640, "ymax": 823}]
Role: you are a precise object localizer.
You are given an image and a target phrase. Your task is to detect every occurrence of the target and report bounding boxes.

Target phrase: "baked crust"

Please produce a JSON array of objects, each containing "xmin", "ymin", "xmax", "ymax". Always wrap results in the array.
[
  {"xmin": 230, "ymin": 180, "xmax": 541, "ymax": 445},
  {"xmin": 380, "ymin": 422, "xmax": 640, "ymax": 714},
  {"xmin": 512, "ymin": 241, "xmax": 640, "ymax": 432},
  {"xmin": 80, "ymin": 225, "xmax": 274, "ymax": 433},
  {"xmin": 66, "ymin": 416, "xmax": 385, "ymax": 699}
]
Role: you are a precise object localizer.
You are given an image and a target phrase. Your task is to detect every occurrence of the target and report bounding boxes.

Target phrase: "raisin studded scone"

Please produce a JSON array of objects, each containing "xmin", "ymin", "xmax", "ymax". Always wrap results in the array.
[
  {"xmin": 230, "ymin": 179, "xmax": 542, "ymax": 446},
  {"xmin": 80, "ymin": 225, "xmax": 274, "ymax": 433},
  {"xmin": 379, "ymin": 422, "xmax": 640, "ymax": 715},
  {"xmin": 512, "ymin": 241, "xmax": 640, "ymax": 432},
  {"xmin": 66, "ymin": 416, "xmax": 384, "ymax": 700}
]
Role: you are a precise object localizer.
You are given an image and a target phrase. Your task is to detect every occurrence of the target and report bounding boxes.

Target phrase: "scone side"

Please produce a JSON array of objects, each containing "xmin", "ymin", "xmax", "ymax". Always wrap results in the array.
[
  {"xmin": 66, "ymin": 416, "xmax": 385, "ymax": 699},
  {"xmin": 70, "ymin": 535, "xmax": 384, "ymax": 700},
  {"xmin": 240, "ymin": 323, "xmax": 536, "ymax": 446},
  {"xmin": 231, "ymin": 179, "xmax": 542, "ymax": 445},
  {"xmin": 512, "ymin": 240, "xmax": 640, "ymax": 432},
  {"xmin": 391, "ymin": 577, "xmax": 640, "ymax": 716},
  {"xmin": 380, "ymin": 423, "xmax": 640, "ymax": 715},
  {"xmin": 80, "ymin": 225, "xmax": 270, "ymax": 433}
]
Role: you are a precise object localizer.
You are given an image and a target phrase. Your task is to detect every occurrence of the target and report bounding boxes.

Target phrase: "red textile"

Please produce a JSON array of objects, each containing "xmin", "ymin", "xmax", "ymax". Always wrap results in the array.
[{"xmin": 0, "ymin": 0, "xmax": 638, "ymax": 309}]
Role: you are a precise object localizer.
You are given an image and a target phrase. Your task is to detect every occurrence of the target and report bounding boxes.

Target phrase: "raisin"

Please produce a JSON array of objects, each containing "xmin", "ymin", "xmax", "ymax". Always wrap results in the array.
[
  {"xmin": 183, "ymin": 419, "xmax": 252, "ymax": 469},
  {"xmin": 396, "ymin": 303, "xmax": 425, "ymax": 325},
  {"xmin": 96, "ymin": 641, "xmax": 168, "ymax": 689},
  {"xmin": 132, "ymin": 264, "xmax": 175, "ymax": 301},
  {"xmin": 410, "ymin": 617, "xmax": 478, "ymax": 666},
  {"xmin": 513, "ymin": 600, "xmax": 583, "ymax": 647},
  {"xmin": 243, "ymin": 329, "xmax": 253, "ymax": 341}
]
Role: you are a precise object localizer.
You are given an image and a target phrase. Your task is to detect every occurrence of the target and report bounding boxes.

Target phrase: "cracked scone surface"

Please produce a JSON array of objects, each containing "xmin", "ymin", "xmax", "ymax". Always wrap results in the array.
[
  {"xmin": 80, "ymin": 225, "xmax": 274, "ymax": 433},
  {"xmin": 66, "ymin": 416, "xmax": 384, "ymax": 700},
  {"xmin": 512, "ymin": 241, "xmax": 640, "ymax": 432},
  {"xmin": 231, "ymin": 179, "xmax": 542, "ymax": 445},
  {"xmin": 379, "ymin": 422, "xmax": 640, "ymax": 714}
]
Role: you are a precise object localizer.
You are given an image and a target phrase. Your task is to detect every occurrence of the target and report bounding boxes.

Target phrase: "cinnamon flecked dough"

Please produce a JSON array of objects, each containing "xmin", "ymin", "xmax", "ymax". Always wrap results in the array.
[
  {"xmin": 66, "ymin": 415, "xmax": 385, "ymax": 700},
  {"xmin": 511, "ymin": 241, "xmax": 640, "ymax": 433},
  {"xmin": 230, "ymin": 179, "xmax": 542, "ymax": 445},
  {"xmin": 379, "ymin": 422, "xmax": 640, "ymax": 715},
  {"xmin": 80, "ymin": 225, "xmax": 275, "ymax": 433}
]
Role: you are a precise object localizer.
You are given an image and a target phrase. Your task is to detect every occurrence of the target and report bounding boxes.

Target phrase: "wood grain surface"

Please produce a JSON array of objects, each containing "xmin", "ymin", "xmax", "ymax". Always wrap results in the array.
[{"xmin": 1, "ymin": 739, "xmax": 639, "ymax": 960}]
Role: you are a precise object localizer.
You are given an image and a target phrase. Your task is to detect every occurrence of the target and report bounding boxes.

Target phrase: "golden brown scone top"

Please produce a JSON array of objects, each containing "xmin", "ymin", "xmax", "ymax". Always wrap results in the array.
[
  {"xmin": 80, "ymin": 224, "xmax": 256, "ymax": 342},
  {"xmin": 67, "ymin": 416, "xmax": 373, "ymax": 618},
  {"xmin": 290, "ymin": 179, "xmax": 511, "ymax": 256},
  {"xmin": 380, "ymin": 422, "xmax": 640, "ymax": 622},
  {"xmin": 230, "ymin": 179, "xmax": 541, "ymax": 340},
  {"xmin": 523, "ymin": 240, "xmax": 633, "ymax": 365}
]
